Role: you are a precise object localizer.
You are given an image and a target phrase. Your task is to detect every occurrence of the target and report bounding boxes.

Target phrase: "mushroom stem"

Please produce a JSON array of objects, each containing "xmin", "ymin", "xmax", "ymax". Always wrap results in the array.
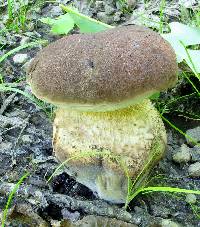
[{"xmin": 53, "ymin": 99, "xmax": 166, "ymax": 203}]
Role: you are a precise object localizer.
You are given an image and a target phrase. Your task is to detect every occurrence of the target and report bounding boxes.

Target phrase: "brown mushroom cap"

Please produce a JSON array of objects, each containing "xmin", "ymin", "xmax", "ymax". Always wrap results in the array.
[{"xmin": 27, "ymin": 25, "xmax": 178, "ymax": 111}]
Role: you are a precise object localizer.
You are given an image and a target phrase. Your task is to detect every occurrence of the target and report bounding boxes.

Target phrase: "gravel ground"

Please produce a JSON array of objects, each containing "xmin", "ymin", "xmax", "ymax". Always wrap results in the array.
[{"xmin": 0, "ymin": 0, "xmax": 200, "ymax": 226}]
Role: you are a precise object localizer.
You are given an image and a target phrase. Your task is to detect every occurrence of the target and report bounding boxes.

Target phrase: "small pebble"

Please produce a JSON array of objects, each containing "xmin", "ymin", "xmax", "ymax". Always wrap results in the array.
[
  {"xmin": 96, "ymin": 12, "xmax": 113, "ymax": 24},
  {"xmin": 179, "ymin": 0, "xmax": 196, "ymax": 8},
  {"xmin": 73, "ymin": 215, "xmax": 136, "ymax": 226},
  {"xmin": 21, "ymin": 134, "xmax": 33, "ymax": 144},
  {"xmin": 104, "ymin": 4, "xmax": 115, "ymax": 15},
  {"xmin": 20, "ymin": 36, "xmax": 30, "ymax": 45},
  {"xmin": 172, "ymin": 144, "xmax": 191, "ymax": 163},
  {"xmin": 114, "ymin": 12, "xmax": 122, "ymax": 22},
  {"xmin": 13, "ymin": 53, "xmax": 28, "ymax": 64},
  {"xmin": 22, "ymin": 59, "xmax": 33, "ymax": 73},
  {"xmin": 188, "ymin": 162, "xmax": 200, "ymax": 177},
  {"xmin": 0, "ymin": 141, "xmax": 13, "ymax": 152},
  {"xmin": 161, "ymin": 219, "xmax": 182, "ymax": 227},
  {"xmin": 191, "ymin": 145, "xmax": 200, "ymax": 162},
  {"xmin": 62, "ymin": 209, "xmax": 80, "ymax": 222},
  {"xmin": 27, "ymin": 22, "xmax": 35, "ymax": 31},
  {"xmin": 34, "ymin": 7, "xmax": 42, "ymax": 14},
  {"xmin": 95, "ymin": 1, "xmax": 104, "ymax": 10},
  {"xmin": 50, "ymin": 220, "xmax": 61, "ymax": 227},
  {"xmin": 186, "ymin": 126, "xmax": 200, "ymax": 146},
  {"xmin": 50, "ymin": 6, "xmax": 62, "ymax": 17},
  {"xmin": 127, "ymin": 0, "xmax": 137, "ymax": 8},
  {"xmin": 185, "ymin": 194, "xmax": 197, "ymax": 204},
  {"xmin": 105, "ymin": 0, "xmax": 115, "ymax": 5}
]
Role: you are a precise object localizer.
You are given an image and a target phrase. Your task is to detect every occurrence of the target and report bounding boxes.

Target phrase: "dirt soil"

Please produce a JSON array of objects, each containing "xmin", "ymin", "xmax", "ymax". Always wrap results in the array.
[{"xmin": 0, "ymin": 0, "xmax": 200, "ymax": 226}]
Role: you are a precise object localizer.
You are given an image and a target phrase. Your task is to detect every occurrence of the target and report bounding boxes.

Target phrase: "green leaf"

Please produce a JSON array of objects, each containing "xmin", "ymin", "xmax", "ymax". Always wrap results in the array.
[
  {"xmin": 162, "ymin": 33, "xmax": 185, "ymax": 63},
  {"xmin": 40, "ymin": 14, "xmax": 74, "ymax": 35},
  {"xmin": 51, "ymin": 14, "xmax": 74, "ymax": 35},
  {"xmin": 162, "ymin": 22, "xmax": 200, "ymax": 74},
  {"xmin": 149, "ymin": 92, "xmax": 160, "ymax": 100},
  {"xmin": 60, "ymin": 4, "xmax": 114, "ymax": 33},
  {"xmin": 169, "ymin": 22, "xmax": 200, "ymax": 46},
  {"xmin": 40, "ymin": 5, "xmax": 113, "ymax": 34},
  {"xmin": 186, "ymin": 50, "xmax": 200, "ymax": 73},
  {"xmin": 39, "ymin": 17, "xmax": 55, "ymax": 26}
]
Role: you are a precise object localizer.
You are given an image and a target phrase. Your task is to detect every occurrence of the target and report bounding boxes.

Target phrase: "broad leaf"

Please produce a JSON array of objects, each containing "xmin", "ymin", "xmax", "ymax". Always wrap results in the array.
[
  {"xmin": 162, "ymin": 22, "xmax": 200, "ymax": 73},
  {"xmin": 60, "ymin": 4, "xmax": 113, "ymax": 33},
  {"xmin": 169, "ymin": 22, "xmax": 200, "ymax": 46},
  {"xmin": 162, "ymin": 33, "xmax": 185, "ymax": 63},
  {"xmin": 51, "ymin": 14, "xmax": 74, "ymax": 34},
  {"xmin": 186, "ymin": 50, "xmax": 200, "ymax": 73},
  {"xmin": 40, "ymin": 17, "xmax": 55, "ymax": 26},
  {"xmin": 40, "ymin": 14, "xmax": 74, "ymax": 35}
]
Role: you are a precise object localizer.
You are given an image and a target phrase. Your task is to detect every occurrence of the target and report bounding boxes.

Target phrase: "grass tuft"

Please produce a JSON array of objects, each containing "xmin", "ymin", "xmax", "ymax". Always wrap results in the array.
[
  {"xmin": 1, "ymin": 172, "xmax": 30, "ymax": 227},
  {"xmin": 0, "ymin": 40, "xmax": 47, "ymax": 65}
]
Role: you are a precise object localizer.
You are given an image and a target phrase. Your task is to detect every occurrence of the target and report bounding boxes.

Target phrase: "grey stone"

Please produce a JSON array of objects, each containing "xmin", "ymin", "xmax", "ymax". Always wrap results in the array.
[
  {"xmin": 188, "ymin": 162, "xmax": 200, "ymax": 177},
  {"xmin": 96, "ymin": 12, "xmax": 114, "ymax": 24},
  {"xmin": 50, "ymin": 6, "xmax": 62, "ymax": 17},
  {"xmin": 34, "ymin": 7, "xmax": 42, "ymax": 14},
  {"xmin": 13, "ymin": 53, "xmax": 28, "ymax": 64},
  {"xmin": 22, "ymin": 59, "xmax": 33, "ymax": 73},
  {"xmin": 20, "ymin": 36, "xmax": 30, "ymax": 45},
  {"xmin": 161, "ymin": 219, "xmax": 182, "ymax": 227},
  {"xmin": 191, "ymin": 145, "xmax": 200, "ymax": 162},
  {"xmin": 172, "ymin": 144, "xmax": 191, "ymax": 163},
  {"xmin": 104, "ymin": 4, "xmax": 115, "ymax": 15},
  {"xmin": 95, "ymin": 1, "xmax": 104, "ymax": 10},
  {"xmin": 186, "ymin": 126, "xmax": 200, "ymax": 146},
  {"xmin": 73, "ymin": 215, "xmax": 137, "ymax": 226},
  {"xmin": 27, "ymin": 22, "xmax": 35, "ymax": 32},
  {"xmin": 113, "ymin": 12, "xmax": 122, "ymax": 22},
  {"xmin": 62, "ymin": 209, "xmax": 80, "ymax": 222},
  {"xmin": 5, "ymin": 109, "xmax": 27, "ymax": 118},
  {"xmin": 25, "ymin": 31, "xmax": 41, "ymax": 38},
  {"xmin": 103, "ymin": 0, "xmax": 114, "ymax": 5},
  {"xmin": 116, "ymin": 1, "xmax": 121, "ymax": 10},
  {"xmin": 127, "ymin": 0, "xmax": 137, "ymax": 8},
  {"xmin": 185, "ymin": 194, "xmax": 197, "ymax": 204},
  {"xmin": 0, "ymin": 141, "xmax": 13, "ymax": 152},
  {"xmin": 21, "ymin": 134, "xmax": 33, "ymax": 144},
  {"xmin": 179, "ymin": 0, "xmax": 197, "ymax": 8}
]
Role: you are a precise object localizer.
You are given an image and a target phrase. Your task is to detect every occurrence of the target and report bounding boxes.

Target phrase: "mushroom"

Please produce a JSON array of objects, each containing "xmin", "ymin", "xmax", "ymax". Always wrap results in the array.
[{"xmin": 27, "ymin": 25, "xmax": 178, "ymax": 203}]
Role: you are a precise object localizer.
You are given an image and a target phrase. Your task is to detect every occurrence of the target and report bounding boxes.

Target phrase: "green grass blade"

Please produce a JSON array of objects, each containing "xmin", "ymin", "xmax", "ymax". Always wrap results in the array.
[
  {"xmin": 165, "ymin": 92, "xmax": 197, "ymax": 107},
  {"xmin": 0, "ymin": 84, "xmax": 53, "ymax": 118},
  {"xmin": 7, "ymin": 0, "xmax": 14, "ymax": 20},
  {"xmin": 142, "ymin": 186, "xmax": 200, "ymax": 195},
  {"xmin": 179, "ymin": 40, "xmax": 200, "ymax": 80},
  {"xmin": 0, "ymin": 40, "xmax": 47, "ymax": 64},
  {"xmin": 128, "ymin": 186, "xmax": 200, "ymax": 202},
  {"xmin": 1, "ymin": 172, "xmax": 30, "ymax": 227},
  {"xmin": 161, "ymin": 115, "xmax": 200, "ymax": 147},
  {"xmin": 0, "ymin": 84, "xmax": 37, "ymax": 103},
  {"xmin": 47, "ymin": 150, "xmax": 111, "ymax": 182},
  {"xmin": 159, "ymin": 0, "xmax": 166, "ymax": 34},
  {"xmin": 182, "ymin": 72, "xmax": 200, "ymax": 96}
]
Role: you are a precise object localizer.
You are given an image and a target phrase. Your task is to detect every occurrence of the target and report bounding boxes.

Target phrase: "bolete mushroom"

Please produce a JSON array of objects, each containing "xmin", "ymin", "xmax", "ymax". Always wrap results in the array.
[{"xmin": 27, "ymin": 25, "xmax": 178, "ymax": 203}]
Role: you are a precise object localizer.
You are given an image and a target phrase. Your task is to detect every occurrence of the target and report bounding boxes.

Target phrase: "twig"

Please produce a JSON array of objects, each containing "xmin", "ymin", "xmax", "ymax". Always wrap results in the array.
[
  {"xmin": 0, "ymin": 93, "xmax": 16, "ymax": 115},
  {"xmin": 12, "ymin": 115, "xmax": 30, "ymax": 151},
  {"xmin": 0, "ymin": 115, "xmax": 24, "ymax": 127}
]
